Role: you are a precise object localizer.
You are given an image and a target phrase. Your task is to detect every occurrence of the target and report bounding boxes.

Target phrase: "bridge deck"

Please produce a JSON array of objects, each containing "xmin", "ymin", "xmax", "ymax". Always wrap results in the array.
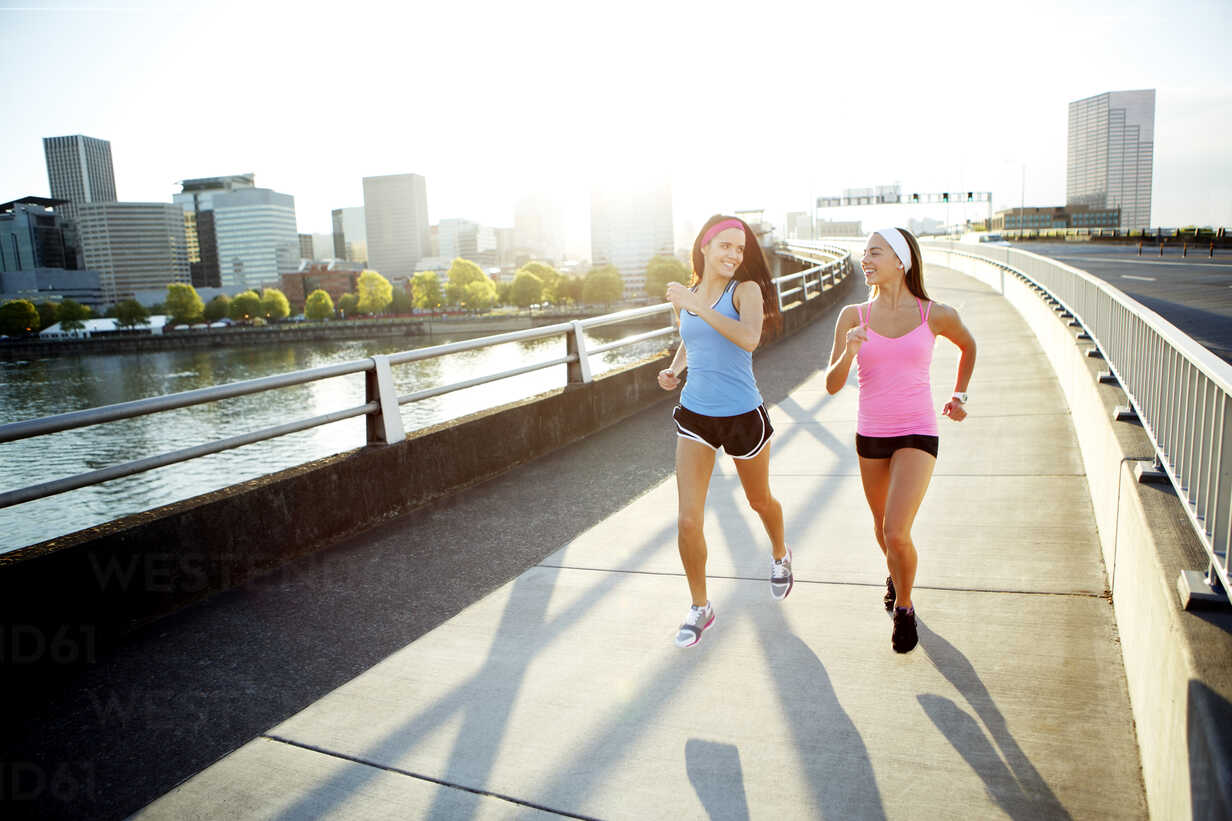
[{"xmin": 119, "ymin": 267, "xmax": 1150, "ymax": 818}]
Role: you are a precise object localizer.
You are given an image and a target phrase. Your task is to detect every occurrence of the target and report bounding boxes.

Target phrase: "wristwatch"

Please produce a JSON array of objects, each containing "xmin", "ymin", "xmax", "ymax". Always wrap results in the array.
[{"xmin": 952, "ymin": 392, "xmax": 968, "ymax": 404}]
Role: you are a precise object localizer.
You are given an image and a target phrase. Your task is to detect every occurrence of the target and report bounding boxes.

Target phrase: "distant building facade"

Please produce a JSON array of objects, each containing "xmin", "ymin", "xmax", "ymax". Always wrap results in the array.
[
  {"xmin": 590, "ymin": 181, "xmax": 674, "ymax": 296},
  {"xmin": 331, "ymin": 206, "xmax": 367, "ymax": 264},
  {"xmin": 990, "ymin": 204, "xmax": 1121, "ymax": 232},
  {"xmin": 76, "ymin": 202, "xmax": 189, "ymax": 303},
  {"xmin": 43, "ymin": 135, "xmax": 117, "ymax": 221},
  {"xmin": 514, "ymin": 194, "xmax": 564, "ymax": 263},
  {"xmin": 363, "ymin": 174, "xmax": 430, "ymax": 280},
  {"xmin": 439, "ymin": 218, "xmax": 499, "ymax": 268},
  {"xmin": 174, "ymin": 174, "xmax": 257, "ymax": 289},
  {"xmin": 280, "ymin": 260, "xmax": 365, "ymax": 305},
  {"xmin": 1067, "ymin": 89, "xmax": 1155, "ymax": 231}
]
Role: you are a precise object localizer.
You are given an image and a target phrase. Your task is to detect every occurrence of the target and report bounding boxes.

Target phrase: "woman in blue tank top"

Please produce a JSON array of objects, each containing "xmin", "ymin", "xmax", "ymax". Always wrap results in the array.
[{"xmin": 657, "ymin": 214, "xmax": 788, "ymax": 648}]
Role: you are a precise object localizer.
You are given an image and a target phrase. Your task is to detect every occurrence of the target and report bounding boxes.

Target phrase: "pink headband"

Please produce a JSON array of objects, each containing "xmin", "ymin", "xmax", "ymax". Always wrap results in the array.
[{"xmin": 700, "ymin": 219, "xmax": 745, "ymax": 248}]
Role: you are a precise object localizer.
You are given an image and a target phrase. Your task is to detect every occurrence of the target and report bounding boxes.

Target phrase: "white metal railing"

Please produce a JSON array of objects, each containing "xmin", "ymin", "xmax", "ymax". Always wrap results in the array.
[
  {"xmin": 0, "ymin": 245, "xmax": 853, "ymax": 514},
  {"xmin": 926, "ymin": 240, "xmax": 1232, "ymax": 606}
]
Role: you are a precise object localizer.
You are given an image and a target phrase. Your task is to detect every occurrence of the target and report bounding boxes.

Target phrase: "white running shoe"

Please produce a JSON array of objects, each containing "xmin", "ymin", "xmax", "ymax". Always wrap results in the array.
[
  {"xmin": 674, "ymin": 601, "xmax": 715, "ymax": 648},
  {"xmin": 771, "ymin": 547, "xmax": 793, "ymax": 600}
]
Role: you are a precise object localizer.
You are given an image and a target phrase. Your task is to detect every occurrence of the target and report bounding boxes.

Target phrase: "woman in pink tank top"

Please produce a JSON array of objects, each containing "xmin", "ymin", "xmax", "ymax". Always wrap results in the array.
[{"xmin": 824, "ymin": 227, "xmax": 977, "ymax": 653}]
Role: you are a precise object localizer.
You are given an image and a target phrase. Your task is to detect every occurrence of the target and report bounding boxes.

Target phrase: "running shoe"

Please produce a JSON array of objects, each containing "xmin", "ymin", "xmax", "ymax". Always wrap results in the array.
[
  {"xmin": 770, "ymin": 547, "xmax": 793, "ymax": 600},
  {"xmin": 884, "ymin": 575, "xmax": 896, "ymax": 613},
  {"xmin": 892, "ymin": 606, "xmax": 918, "ymax": 653},
  {"xmin": 674, "ymin": 601, "xmax": 715, "ymax": 648}
]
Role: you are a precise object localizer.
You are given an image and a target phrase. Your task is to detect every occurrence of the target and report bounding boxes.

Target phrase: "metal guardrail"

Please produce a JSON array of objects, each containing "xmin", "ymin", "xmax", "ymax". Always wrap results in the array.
[
  {"xmin": 925, "ymin": 240, "xmax": 1232, "ymax": 606},
  {"xmin": 0, "ymin": 244, "xmax": 852, "ymax": 514}
]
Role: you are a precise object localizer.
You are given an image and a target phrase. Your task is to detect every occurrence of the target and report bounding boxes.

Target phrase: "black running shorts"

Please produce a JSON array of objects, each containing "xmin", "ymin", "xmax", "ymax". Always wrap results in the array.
[
  {"xmin": 673, "ymin": 404, "xmax": 774, "ymax": 460},
  {"xmin": 855, "ymin": 433, "xmax": 939, "ymax": 459}
]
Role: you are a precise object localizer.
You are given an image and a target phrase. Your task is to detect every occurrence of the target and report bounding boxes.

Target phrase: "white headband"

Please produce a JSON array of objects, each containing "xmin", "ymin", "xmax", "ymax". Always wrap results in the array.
[{"xmin": 872, "ymin": 227, "xmax": 912, "ymax": 273}]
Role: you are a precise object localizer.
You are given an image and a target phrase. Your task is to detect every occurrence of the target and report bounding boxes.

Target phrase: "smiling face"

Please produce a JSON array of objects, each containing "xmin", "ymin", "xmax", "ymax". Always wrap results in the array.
[
  {"xmin": 701, "ymin": 228, "xmax": 745, "ymax": 282},
  {"xmin": 861, "ymin": 233, "xmax": 906, "ymax": 288}
]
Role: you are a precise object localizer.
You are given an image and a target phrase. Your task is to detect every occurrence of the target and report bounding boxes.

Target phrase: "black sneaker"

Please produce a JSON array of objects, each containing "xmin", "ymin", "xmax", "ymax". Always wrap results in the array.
[
  {"xmin": 883, "ymin": 575, "xmax": 896, "ymax": 613},
  {"xmin": 892, "ymin": 606, "xmax": 918, "ymax": 653}
]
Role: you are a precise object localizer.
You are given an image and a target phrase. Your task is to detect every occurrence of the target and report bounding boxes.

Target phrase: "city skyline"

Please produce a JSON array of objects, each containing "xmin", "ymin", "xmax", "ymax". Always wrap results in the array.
[{"xmin": 2, "ymin": 0, "xmax": 1230, "ymax": 258}]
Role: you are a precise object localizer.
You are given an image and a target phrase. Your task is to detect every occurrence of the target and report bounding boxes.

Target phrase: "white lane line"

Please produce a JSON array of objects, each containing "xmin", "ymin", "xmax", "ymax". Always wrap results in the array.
[{"xmin": 1121, "ymin": 274, "xmax": 1157, "ymax": 282}]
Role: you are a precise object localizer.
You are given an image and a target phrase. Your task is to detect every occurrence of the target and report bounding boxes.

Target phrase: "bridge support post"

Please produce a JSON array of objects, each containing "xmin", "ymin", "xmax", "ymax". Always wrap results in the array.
[
  {"xmin": 365, "ymin": 355, "xmax": 406, "ymax": 445},
  {"xmin": 1177, "ymin": 567, "xmax": 1228, "ymax": 610},
  {"xmin": 567, "ymin": 321, "xmax": 592, "ymax": 385}
]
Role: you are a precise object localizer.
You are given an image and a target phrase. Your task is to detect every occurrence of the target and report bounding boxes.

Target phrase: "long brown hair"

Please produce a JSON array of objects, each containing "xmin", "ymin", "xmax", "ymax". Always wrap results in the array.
[
  {"xmin": 873, "ymin": 227, "xmax": 929, "ymax": 301},
  {"xmin": 691, "ymin": 214, "xmax": 782, "ymax": 338}
]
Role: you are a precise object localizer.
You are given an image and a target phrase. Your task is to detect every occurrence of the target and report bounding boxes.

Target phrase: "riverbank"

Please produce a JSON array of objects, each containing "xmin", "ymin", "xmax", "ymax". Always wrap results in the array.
[{"xmin": 0, "ymin": 310, "xmax": 615, "ymax": 359}]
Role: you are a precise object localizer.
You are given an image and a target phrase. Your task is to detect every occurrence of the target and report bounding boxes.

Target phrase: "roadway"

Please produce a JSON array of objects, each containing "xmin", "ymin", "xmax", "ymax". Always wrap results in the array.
[
  {"xmin": 112, "ymin": 264, "xmax": 1146, "ymax": 819},
  {"xmin": 1010, "ymin": 241, "xmax": 1232, "ymax": 363}
]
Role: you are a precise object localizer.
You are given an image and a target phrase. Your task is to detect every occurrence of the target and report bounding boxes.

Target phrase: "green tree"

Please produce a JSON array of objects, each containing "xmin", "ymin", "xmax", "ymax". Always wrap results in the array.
[
  {"xmin": 463, "ymin": 279, "xmax": 497, "ymax": 312},
  {"xmin": 356, "ymin": 270, "xmax": 393, "ymax": 314},
  {"xmin": 497, "ymin": 281, "xmax": 513, "ymax": 305},
  {"xmin": 36, "ymin": 301, "xmax": 59, "ymax": 330},
  {"xmin": 165, "ymin": 282, "xmax": 205, "ymax": 325},
  {"xmin": 229, "ymin": 290, "xmax": 261, "ymax": 322},
  {"xmin": 304, "ymin": 289, "xmax": 334, "ymax": 320},
  {"xmin": 521, "ymin": 261, "xmax": 561, "ymax": 303},
  {"xmin": 337, "ymin": 292, "xmax": 359, "ymax": 317},
  {"xmin": 260, "ymin": 287, "xmax": 291, "ymax": 321},
  {"xmin": 583, "ymin": 265, "xmax": 624, "ymax": 306},
  {"xmin": 556, "ymin": 275, "xmax": 584, "ymax": 306},
  {"xmin": 645, "ymin": 255, "xmax": 690, "ymax": 297},
  {"xmin": 0, "ymin": 299, "xmax": 40, "ymax": 335},
  {"xmin": 203, "ymin": 294, "xmax": 231, "ymax": 322},
  {"xmin": 510, "ymin": 270, "xmax": 544, "ymax": 308},
  {"xmin": 410, "ymin": 271, "xmax": 443, "ymax": 310},
  {"xmin": 58, "ymin": 298, "xmax": 90, "ymax": 331},
  {"xmin": 113, "ymin": 299, "xmax": 150, "ymax": 329},
  {"xmin": 445, "ymin": 258, "xmax": 486, "ymax": 305},
  {"xmin": 389, "ymin": 287, "xmax": 413, "ymax": 314}
]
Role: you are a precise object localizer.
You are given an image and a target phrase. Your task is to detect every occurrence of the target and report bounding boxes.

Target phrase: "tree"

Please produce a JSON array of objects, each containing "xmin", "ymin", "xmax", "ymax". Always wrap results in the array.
[
  {"xmin": 203, "ymin": 294, "xmax": 231, "ymax": 322},
  {"xmin": 389, "ymin": 287, "xmax": 412, "ymax": 314},
  {"xmin": 521, "ymin": 261, "xmax": 561, "ymax": 303},
  {"xmin": 0, "ymin": 299, "xmax": 40, "ymax": 336},
  {"xmin": 165, "ymin": 283, "xmax": 205, "ymax": 325},
  {"xmin": 556, "ymin": 275, "xmax": 584, "ymax": 306},
  {"xmin": 304, "ymin": 289, "xmax": 334, "ymax": 320},
  {"xmin": 583, "ymin": 265, "xmax": 624, "ymax": 306},
  {"xmin": 113, "ymin": 299, "xmax": 150, "ymax": 329},
  {"xmin": 410, "ymin": 271, "xmax": 443, "ymax": 310},
  {"xmin": 58, "ymin": 299, "xmax": 90, "ymax": 331},
  {"xmin": 337, "ymin": 292, "xmax": 359, "ymax": 317},
  {"xmin": 463, "ymin": 279, "xmax": 497, "ymax": 312},
  {"xmin": 229, "ymin": 290, "xmax": 261, "ymax": 322},
  {"xmin": 445, "ymin": 258, "xmax": 486, "ymax": 305},
  {"xmin": 645, "ymin": 255, "xmax": 690, "ymax": 297},
  {"xmin": 497, "ymin": 281, "xmax": 513, "ymax": 305},
  {"xmin": 36, "ymin": 301, "xmax": 58, "ymax": 330},
  {"xmin": 510, "ymin": 270, "xmax": 544, "ymax": 308},
  {"xmin": 356, "ymin": 270, "xmax": 393, "ymax": 314},
  {"xmin": 260, "ymin": 287, "xmax": 290, "ymax": 321}
]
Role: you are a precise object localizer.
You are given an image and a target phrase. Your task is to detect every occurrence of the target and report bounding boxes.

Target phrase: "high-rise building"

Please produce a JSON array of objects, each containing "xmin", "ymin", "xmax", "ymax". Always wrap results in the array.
[
  {"xmin": 210, "ymin": 188, "xmax": 299, "ymax": 292},
  {"xmin": 1067, "ymin": 89, "xmax": 1155, "ymax": 231},
  {"xmin": 439, "ymin": 218, "xmax": 499, "ymax": 267},
  {"xmin": 298, "ymin": 233, "xmax": 315, "ymax": 261},
  {"xmin": 75, "ymin": 202, "xmax": 189, "ymax": 304},
  {"xmin": 514, "ymin": 194, "xmax": 564, "ymax": 263},
  {"xmin": 42, "ymin": 135, "xmax": 117, "ymax": 221},
  {"xmin": 590, "ymin": 181, "xmax": 673, "ymax": 296},
  {"xmin": 363, "ymin": 174, "xmax": 429, "ymax": 280},
  {"xmin": 331, "ymin": 206, "xmax": 367, "ymax": 264},
  {"xmin": 173, "ymin": 175, "xmax": 298, "ymax": 291},
  {"xmin": 174, "ymin": 174, "xmax": 256, "ymax": 288},
  {"xmin": 0, "ymin": 197, "xmax": 78, "ymax": 273}
]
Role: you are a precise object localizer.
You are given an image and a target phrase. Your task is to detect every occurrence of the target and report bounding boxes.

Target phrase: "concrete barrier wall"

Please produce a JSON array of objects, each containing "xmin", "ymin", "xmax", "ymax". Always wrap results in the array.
[
  {"xmin": 927, "ymin": 247, "xmax": 1232, "ymax": 821},
  {"xmin": 0, "ymin": 256, "xmax": 854, "ymax": 666}
]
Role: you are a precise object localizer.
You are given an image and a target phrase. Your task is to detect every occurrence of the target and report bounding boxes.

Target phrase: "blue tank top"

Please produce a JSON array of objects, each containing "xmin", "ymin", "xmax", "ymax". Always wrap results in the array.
[{"xmin": 679, "ymin": 279, "xmax": 763, "ymax": 416}]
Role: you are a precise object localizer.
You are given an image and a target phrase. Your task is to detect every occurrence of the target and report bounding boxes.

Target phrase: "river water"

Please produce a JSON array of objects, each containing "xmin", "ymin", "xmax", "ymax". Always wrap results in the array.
[{"xmin": 0, "ymin": 326, "xmax": 672, "ymax": 552}]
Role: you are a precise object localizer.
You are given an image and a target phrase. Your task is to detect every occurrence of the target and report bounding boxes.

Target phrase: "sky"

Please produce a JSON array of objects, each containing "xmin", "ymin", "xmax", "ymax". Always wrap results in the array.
[{"xmin": 2, "ymin": 0, "xmax": 1230, "ymax": 258}]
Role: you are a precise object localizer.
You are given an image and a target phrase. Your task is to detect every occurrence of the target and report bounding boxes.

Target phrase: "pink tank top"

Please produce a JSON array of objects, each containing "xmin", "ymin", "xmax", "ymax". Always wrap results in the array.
[{"xmin": 855, "ymin": 298, "xmax": 938, "ymax": 437}]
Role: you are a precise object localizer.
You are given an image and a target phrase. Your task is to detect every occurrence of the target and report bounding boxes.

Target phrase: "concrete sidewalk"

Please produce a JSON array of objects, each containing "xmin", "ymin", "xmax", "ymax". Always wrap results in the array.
[{"xmin": 137, "ymin": 267, "xmax": 1148, "ymax": 819}]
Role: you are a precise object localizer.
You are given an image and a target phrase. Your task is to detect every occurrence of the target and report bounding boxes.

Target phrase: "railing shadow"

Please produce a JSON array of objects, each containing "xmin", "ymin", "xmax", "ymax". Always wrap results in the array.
[
  {"xmin": 917, "ymin": 618, "xmax": 1070, "ymax": 820},
  {"xmin": 686, "ymin": 739, "xmax": 750, "ymax": 821}
]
